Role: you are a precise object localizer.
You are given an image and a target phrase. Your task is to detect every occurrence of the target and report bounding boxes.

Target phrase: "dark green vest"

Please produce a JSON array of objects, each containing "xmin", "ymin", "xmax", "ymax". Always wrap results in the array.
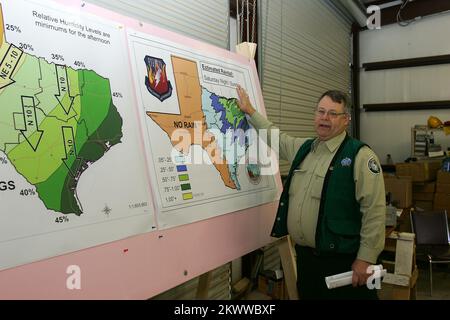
[{"xmin": 271, "ymin": 134, "xmax": 366, "ymax": 254}]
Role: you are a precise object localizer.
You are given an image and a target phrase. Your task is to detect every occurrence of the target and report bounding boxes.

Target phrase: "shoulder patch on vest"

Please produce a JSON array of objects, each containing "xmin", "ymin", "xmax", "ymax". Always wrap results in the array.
[{"xmin": 367, "ymin": 157, "xmax": 380, "ymax": 174}]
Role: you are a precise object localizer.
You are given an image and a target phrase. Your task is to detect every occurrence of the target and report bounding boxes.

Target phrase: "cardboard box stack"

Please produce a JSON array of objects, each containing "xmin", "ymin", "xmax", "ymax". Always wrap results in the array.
[
  {"xmin": 412, "ymin": 182, "xmax": 435, "ymax": 210},
  {"xmin": 394, "ymin": 160, "xmax": 442, "ymax": 211},
  {"xmin": 433, "ymin": 170, "xmax": 450, "ymax": 217},
  {"xmin": 384, "ymin": 176, "xmax": 412, "ymax": 208},
  {"xmin": 395, "ymin": 160, "xmax": 442, "ymax": 182}
]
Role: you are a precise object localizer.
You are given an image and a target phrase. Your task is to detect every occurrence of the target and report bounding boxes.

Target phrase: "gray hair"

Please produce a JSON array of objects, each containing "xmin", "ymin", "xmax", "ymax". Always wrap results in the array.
[{"xmin": 318, "ymin": 90, "xmax": 350, "ymax": 114}]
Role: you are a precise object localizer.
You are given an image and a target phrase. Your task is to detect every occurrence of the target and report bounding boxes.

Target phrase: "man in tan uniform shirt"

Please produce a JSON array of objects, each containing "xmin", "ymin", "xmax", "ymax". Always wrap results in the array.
[{"xmin": 236, "ymin": 86, "xmax": 386, "ymax": 299}]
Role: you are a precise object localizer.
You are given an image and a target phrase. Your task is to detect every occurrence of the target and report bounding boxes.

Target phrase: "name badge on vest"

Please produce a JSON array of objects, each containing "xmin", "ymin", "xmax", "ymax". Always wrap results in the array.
[{"xmin": 341, "ymin": 157, "xmax": 352, "ymax": 167}]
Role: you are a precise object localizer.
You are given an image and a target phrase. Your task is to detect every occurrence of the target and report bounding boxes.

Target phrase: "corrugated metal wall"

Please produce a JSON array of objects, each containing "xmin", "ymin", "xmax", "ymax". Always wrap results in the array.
[
  {"xmin": 85, "ymin": 0, "xmax": 229, "ymax": 49},
  {"xmin": 263, "ymin": 241, "xmax": 282, "ymax": 271},
  {"xmin": 259, "ymin": 0, "xmax": 352, "ymax": 175},
  {"xmin": 152, "ymin": 264, "xmax": 231, "ymax": 300}
]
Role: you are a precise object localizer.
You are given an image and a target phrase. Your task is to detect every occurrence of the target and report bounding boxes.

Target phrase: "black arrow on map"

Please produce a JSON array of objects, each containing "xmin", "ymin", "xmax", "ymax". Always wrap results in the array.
[
  {"xmin": 61, "ymin": 126, "xmax": 83, "ymax": 178},
  {"xmin": 54, "ymin": 64, "xmax": 75, "ymax": 115},
  {"xmin": 20, "ymin": 96, "xmax": 44, "ymax": 152},
  {"xmin": 0, "ymin": 44, "xmax": 23, "ymax": 89}
]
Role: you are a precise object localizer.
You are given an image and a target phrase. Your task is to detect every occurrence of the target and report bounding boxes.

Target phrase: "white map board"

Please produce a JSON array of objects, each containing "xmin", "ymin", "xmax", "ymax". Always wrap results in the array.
[
  {"xmin": 0, "ymin": 0, "xmax": 155, "ymax": 271},
  {"xmin": 0, "ymin": 0, "xmax": 279, "ymax": 272},
  {"xmin": 128, "ymin": 31, "xmax": 278, "ymax": 229}
]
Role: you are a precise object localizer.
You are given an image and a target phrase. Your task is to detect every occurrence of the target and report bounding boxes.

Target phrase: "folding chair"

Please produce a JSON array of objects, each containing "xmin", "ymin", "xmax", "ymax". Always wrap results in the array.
[{"xmin": 410, "ymin": 210, "xmax": 450, "ymax": 295}]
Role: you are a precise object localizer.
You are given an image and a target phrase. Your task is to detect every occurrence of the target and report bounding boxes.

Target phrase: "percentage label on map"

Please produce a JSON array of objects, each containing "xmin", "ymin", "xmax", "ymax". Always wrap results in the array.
[
  {"xmin": 74, "ymin": 60, "xmax": 86, "ymax": 68},
  {"xmin": 0, "ymin": 157, "xmax": 7, "ymax": 164},
  {"xmin": 19, "ymin": 43, "xmax": 34, "ymax": 51},
  {"xmin": 51, "ymin": 53, "xmax": 65, "ymax": 61},
  {"xmin": 20, "ymin": 189, "xmax": 36, "ymax": 196},
  {"xmin": 6, "ymin": 24, "xmax": 21, "ymax": 33},
  {"xmin": 112, "ymin": 92, "xmax": 123, "ymax": 98},
  {"xmin": 55, "ymin": 216, "xmax": 70, "ymax": 223}
]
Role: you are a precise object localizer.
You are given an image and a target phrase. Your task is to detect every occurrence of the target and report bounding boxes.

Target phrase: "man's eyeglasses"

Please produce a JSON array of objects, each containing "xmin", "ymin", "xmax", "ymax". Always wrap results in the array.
[{"xmin": 315, "ymin": 109, "xmax": 347, "ymax": 119}]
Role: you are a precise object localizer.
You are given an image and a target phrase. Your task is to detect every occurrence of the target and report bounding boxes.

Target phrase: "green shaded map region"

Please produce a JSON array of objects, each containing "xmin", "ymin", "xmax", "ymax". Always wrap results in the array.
[{"xmin": 0, "ymin": 19, "xmax": 123, "ymax": 214}]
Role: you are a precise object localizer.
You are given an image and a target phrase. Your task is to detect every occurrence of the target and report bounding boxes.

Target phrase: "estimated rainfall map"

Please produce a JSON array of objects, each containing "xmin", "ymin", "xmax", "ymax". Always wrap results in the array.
[
  {"xmin": 0, "ymin": 0, "xmax": 154, "ymax": 271},
  {"xmin": 129, "ymin": 32, "xmax": 278, "ymax": 229}
]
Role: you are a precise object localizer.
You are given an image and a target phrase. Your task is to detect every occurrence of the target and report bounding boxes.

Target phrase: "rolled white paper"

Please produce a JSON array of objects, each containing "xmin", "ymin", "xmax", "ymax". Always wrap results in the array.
[{"xmin": 325, "ymin": 265, "xmax": 386, "ymax": 289}]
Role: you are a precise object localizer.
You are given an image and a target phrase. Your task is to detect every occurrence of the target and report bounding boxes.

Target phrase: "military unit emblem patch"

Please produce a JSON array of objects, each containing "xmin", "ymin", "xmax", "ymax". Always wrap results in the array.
[
  {"xmin": 144, "ymin": 56, "xmax": 173, "ymax": 102},
  {"xmin": 368, "ymin": 157, "xmax": 380, "ymax": 174}
]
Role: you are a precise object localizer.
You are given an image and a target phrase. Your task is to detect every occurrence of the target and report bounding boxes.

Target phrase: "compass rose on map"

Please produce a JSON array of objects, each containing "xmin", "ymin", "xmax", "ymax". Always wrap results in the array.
[{"xmin": 102, "ymin": 205, "xmax": 112, "ymax": 216}]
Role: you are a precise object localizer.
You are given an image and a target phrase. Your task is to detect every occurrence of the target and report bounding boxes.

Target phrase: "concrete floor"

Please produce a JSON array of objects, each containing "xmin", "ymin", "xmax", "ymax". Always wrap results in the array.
[{"xmin": 415, "ymin": 264, "xmax": 450, "ymax": 300}]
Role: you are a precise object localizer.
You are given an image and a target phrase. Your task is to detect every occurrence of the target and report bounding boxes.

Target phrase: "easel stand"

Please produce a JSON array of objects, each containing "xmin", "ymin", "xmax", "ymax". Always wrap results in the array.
[
  {"xmin": 380, "ymin": 231, "xmax": 418, "ymax": 299},
  {"xmin": 275, "ymin": 236, "xmax": 299, "ymax": 299}
]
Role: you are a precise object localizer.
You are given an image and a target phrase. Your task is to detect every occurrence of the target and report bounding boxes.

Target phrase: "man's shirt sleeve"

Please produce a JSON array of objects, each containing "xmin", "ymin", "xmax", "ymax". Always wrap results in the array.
[
  {"xmin": 354, "ymin": 146, "xmax": 386, "ymax": 264},
  {"xmin": 249, "ymin": 111, "xmax": 309, "ymax": 162}
]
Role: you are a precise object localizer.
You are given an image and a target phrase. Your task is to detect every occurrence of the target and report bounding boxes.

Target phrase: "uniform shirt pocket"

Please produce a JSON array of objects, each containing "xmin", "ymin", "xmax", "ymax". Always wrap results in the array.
[
  {"xmin": 311, "ymin": 170, "xmax": 326, "ymax": 200},
  {"xmin": 289, "ymin": 168, "xmax": 307, "ymax": 197}
]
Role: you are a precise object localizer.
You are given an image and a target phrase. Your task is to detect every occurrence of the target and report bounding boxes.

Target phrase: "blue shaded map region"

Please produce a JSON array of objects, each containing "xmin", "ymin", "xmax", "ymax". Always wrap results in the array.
[
  {"xmin": 209, "ymin": 92, "xmax": 250, "ymax": 137},
  {"xmin": 210, "ymin": 93, "xmax": 230, "ymax": 133},
  {"xmin": 202, "ymin": 90, "xmax": 223, "ymax": 130},
  {"xmin": 201, "ymin": 88, "xmax": 252, "ymax": 191}
]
